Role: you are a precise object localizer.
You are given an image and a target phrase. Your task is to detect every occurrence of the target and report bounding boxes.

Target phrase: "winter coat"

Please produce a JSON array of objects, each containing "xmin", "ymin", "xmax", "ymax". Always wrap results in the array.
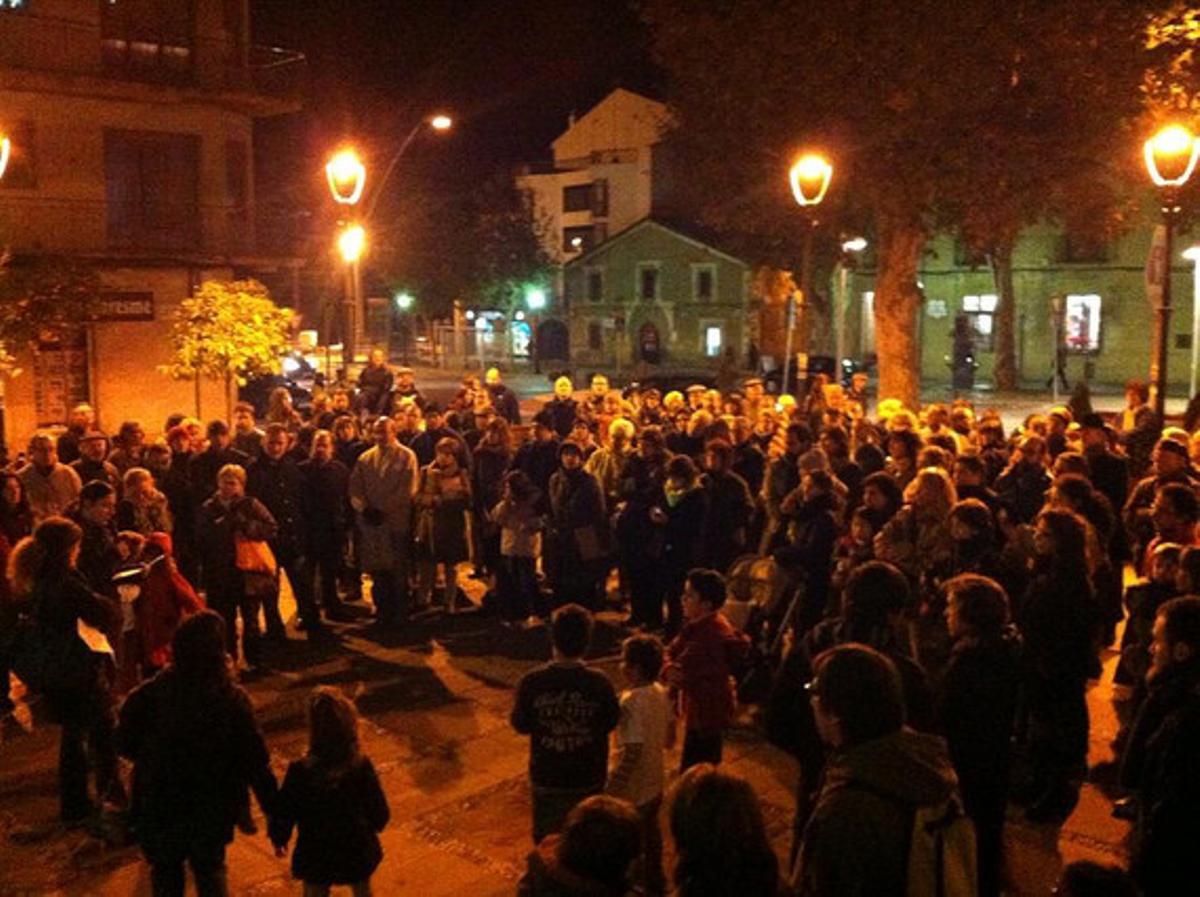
[
  {"xmin": 117, "ymin": 668, "xmax": 277, "ymax": 861},
  {"xmin": 774, "ymin": 491, "xmax": 838, "ymax": 615},
  {"xmin": 415, "ymin": 462, "xmax": 472, "ymax": 564},
  {"xmin": 487, "ymin": 383, "xmax": 522, "ymax": 425},
  {"xmin": 348, "ymin": 442, "xmax": 418, "ymax": 571},
  {"xmin": 515, "ymin": 438, "xmax": 562, "ymax": 511},
  {"xmin": 542, "ymin": 397, "xmax": 579, "ymax": 439},
  {"xmin": 874, "ymin": 506, "xmax": 955, "ymax": 595},
  {"xmin": 661, "ymin": 486, "xmax": 706, "ymax": 580},
  {"xmin": 357, "ymin": 364, "xmax": 394, "ymax": 416},
  {"xmin": 665, "ymin": 611, "xmax": 750, "ymax": 734},
  {"xmin": 18, "ymin": 462, "xmax": 82, "ymax": 522},
  {"xmin": 700, "ymin": 469, "xmax": 754, "ymax": 572},
  {"xmin": 584, "ymin": 445, "xmax": 632, "ymax": 508},
  {"xmin": 793, "ymin": 728, "xmax": 959, "ymax": 897},
  {"xmin": 518, "ymin": 836, "xmax": 637, "ymax": 897},
  {"xmin": 547, "ymin": 467, "xmax": 610, "ymax": 568},
  {"xmin": 270, "ymin": 754, "xmax": 390, "ymax": 885},
  {"xmin": 116, "ymin": 491, "xmax": 174, "ymax": 536},
  {"xmin": 1019, "ymin": 570, "xmax": 1099, "ymax": 690},
  {"xmin": 195, "ymin": 494, "xmax": 277, "ymax": 593},
  {"xmin": 298, "ymin": 457, "xmax": 351, "ymax": 554},
  {"xmin": 70, "ymin": 458, "xmax": 122, "ymax": 493},
  {"xmin": 614, "ymin": 452, "xmax": 667, "ymax": 567},
  {"xmin": 994, "ymin": 461, "xmax": 1051, "ymax": 525},
  {"xmin": 247, "ymin": 455, "xmax": 308, "ymax": 562},
  {"xmin": 136, "ymin": 533, "xmax": 204, "ymax": 669},
  {"xmin": 471, "ymin": 441, "xmax": 513, "ymax": 517},
  {"xmin": 188, "ymin": 446, "xmax": 251, "ymax": 499},
  {"xmin": 71, "ymin": 514, "xmax": 121, "ymax": 597},
  {"xmin": 1085, "ymin": 446, "xmax": 1130, "ymax": 516}
]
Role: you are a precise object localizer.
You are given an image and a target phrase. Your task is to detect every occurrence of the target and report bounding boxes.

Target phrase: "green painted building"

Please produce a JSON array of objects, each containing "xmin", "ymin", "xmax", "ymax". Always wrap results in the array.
[
  {"xmin": 846, "ymin": 214, "xmax": 1200, "ymax": 392},
  {"xmin": 562, "ymin": 218, "xmax": 754, "ymax": 370}
]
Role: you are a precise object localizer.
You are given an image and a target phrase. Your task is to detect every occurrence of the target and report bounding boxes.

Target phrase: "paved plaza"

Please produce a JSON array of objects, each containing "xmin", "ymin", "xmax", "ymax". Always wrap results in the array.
[{"xmin": 0, "ymin": 572, "xmax": 1132, "ymax": 896}]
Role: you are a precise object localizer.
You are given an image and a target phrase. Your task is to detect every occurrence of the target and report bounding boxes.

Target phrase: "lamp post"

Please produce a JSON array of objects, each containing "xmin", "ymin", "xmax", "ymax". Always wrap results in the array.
[
  {"xmin": 1184, "ymin": 246, "xmax": 1200, "ymax": 398},
  {"xmin": 364, "ymin": 114, "xmax": 452, "ymax": 223},
  {"xmin": 337, "ymin": 223, "xmax": 366, "ymax": 369},
  {"xmin": 526, "ymin": 286, "xmax": 547, "ymax": 374},
  {"xmin": 1049, "ymin": 292, "xmax": 1066, "ymax": 404},
  {"xmin": 395, "ymin": 291, "xmax": 415, "ymax": 364},
  {"xmin": 786, "ymin": 153, "xmax": 832, "ymax": 397},
  {"xmin": 835, "ymin": 237, "xmax": 867, "ymax": 384},
  {"xmin": 1143, "ymin": 123, "xmax": 1200, "ymax": 418}
]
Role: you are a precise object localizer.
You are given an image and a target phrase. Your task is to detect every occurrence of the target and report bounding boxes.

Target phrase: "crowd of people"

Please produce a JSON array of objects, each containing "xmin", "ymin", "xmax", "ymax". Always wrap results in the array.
[{"xmin": 0, "ymin": 355, "xmax": 1194, "ymax": 896}]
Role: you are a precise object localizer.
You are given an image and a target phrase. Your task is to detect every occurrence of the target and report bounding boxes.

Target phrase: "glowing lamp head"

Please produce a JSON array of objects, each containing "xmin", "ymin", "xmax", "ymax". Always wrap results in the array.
[
  {"xmin": 526, "ymin": 287, "xmax": 548, "ymax": 311},
  {"xmin": 0, "ymin": 134, "xmax": 9, "ymax": 181},
  {"xmin": 430, "ymin": 114, "xmax": 453, "ymax": 132},
  {"xmin": 395, "ymin": 291, "xmax": 414, "ymax": 311},
  {"xmin": 789, "ymin": 153, "xmax": 833, "ymax": 207},
  {"xmin": 1145, "ymin": 124, "xmax": 1200, "ymax": 188},
  {"xmin": 1184, "ymin": 246, "xmax": 1200, "ymax": 263},
  {"xmin": 337, "ymin": 224, "xmax": 366, "ymax": 263},
  {"xmin": 326, "ymin": 149, "xmax": 366, "ymax": 205},
  {"xmin": 842, "ymin": 237, "xmax": 868, "ymax": 253}
]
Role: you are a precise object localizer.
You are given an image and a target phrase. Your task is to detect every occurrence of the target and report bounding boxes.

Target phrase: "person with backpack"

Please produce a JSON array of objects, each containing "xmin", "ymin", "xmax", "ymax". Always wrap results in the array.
[{"xmin": 792, "ymin": 644, "xmax": 973, "ymax": 897}]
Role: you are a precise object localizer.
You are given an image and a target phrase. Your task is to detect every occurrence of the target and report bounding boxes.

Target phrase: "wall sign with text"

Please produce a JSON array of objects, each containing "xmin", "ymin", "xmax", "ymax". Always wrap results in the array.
[{"xmin": 95, "ymin": 292, "xmax": 155, "ymax": 322}]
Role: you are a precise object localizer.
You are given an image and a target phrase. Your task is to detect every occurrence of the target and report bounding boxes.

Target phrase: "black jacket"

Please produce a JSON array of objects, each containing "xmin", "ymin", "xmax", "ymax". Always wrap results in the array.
[
  {"xmin": 541, "ymin": 398, "xmax": 578, "ymax": 439},
  {"xmin": 189, "ymin": 446, "xmax": 250, "ymax": 498},
  {"xmin": 270, "ymin": 755, "xmax": 390, "ymax": 885},
  {"xmin": 298, "ymin": 458, "xmax": 351, "ymax": 551},
  {"xmin": 196, "ymin": 494, "xmax": 277, "ymax": 593},
  {"xmin": 700, "ymin": 469, "xmax": 753, "ymax": 572},
  {"xmin": 118, "ymin": 668, "xmax": 277, "ymax": 861},
  {"xmin": 515, "ymin": 438, "xmax": 561, "ymax": 512},
  {"xmin": 247, "ymin": 455, "xmax": 307, "ymax": 561},
  {"xmin": 488, "ymin": 383, "xmax": 522, "ymax": 425}
]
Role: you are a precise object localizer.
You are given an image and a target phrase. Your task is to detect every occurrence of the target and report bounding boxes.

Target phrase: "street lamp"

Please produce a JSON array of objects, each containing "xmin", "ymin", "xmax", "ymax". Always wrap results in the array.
[
  {"xmin": 526, "ymin": 286, "xmax": 548, "ymax": 373},
  {"xmin": 835, "ymin": 237, "xmax": 867, "ymax": 383},
  {"xmin": 0, "ymin": 133, "xmax": 10, "ymax": 181},
  {"xmin": 1144, "ymin": 123, "xmax": 1200, "ymax": 417},
  {"xmin": 337, "ymin": 224, "xmax": 366, "ymax": 367},
  {"xmin": 784, "ymin": 152, "xmax": 832, "ymax": 397},
  {"xmin": 364, "ymin": 113, "xmax": 453, "ymax": 222},
  {"xmin": 325, "ymin": 148, "xmax": 366, "ymax": 206},
  {"xmin": 1184, "ymin": 246, "xmax": 1200, "ymax": 398}
]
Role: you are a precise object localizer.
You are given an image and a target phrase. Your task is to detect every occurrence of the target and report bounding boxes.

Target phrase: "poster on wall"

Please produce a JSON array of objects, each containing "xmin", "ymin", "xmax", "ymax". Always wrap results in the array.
[{"xmin": 34, "ymin": 336, "xmax": 89, "ymax": 427}]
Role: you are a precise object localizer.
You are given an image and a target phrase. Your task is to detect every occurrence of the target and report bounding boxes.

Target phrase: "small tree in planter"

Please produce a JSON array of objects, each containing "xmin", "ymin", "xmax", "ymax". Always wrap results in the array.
[{"xmin": 161, "ymin": 279, "xmax": 294, "ymax": 420}]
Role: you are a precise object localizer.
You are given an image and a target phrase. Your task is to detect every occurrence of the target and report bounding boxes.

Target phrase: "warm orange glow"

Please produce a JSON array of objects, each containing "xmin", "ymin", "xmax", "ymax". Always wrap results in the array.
[
  {"xmin": 430, "ymin": 114, "xmax": 453, "ymax": 131},
  {"xmin": 1145, "ymin": 124, "xmax": 1200, "ymax": 187},
  {"xmin": 0, "ymin": 135, "xmax": 9, "ymax": 181},
  {"xmin": 790, "ymin": 153, "xmax": 833, "ymax": 206},
  {"xmin": 326, "ymin": 149, "xmax": 366, "ymax": 205},
  {"xmin": 338, "ymin": 224, "xmax": 366, "ymax": 263}
]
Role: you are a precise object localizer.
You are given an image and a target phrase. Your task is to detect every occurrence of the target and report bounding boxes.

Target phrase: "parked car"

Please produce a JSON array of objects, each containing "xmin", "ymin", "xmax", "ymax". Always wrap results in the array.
[{"xmin": 238, "ymin": 352, "xmax": 317, "ymax": 417}]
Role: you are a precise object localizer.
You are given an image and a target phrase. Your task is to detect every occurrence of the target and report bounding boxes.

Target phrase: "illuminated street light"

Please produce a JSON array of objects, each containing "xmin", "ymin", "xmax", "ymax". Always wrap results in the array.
[
  {"xmin": 1185, "ymin": 245, "xmax": 1200, "ymax": 398},
  {"xmin": 395, "ymin": 291, "xmax": 414, "ymax": 311},
  {"xmin": 0, "ymin": 133, "xmax": 9, "ymax": 181},
  {"xmin": 784, "ymin": 151, "xmax": 833, "ymax": 396},
  {"xmin": 835, "ymin": 237, "xmax": 868, "ymax": 380},
  {"xmin": 326, "ymin": 148, "xmax": 366, "ymax": 206},
  {"xmin": 789, "ymin": 153, "xmax": 833, "ymax": 207},
  {"xmin": 841, "ymin": 236, "xmax": 868, "ymax": 253},
  {"xmin": 430, "ymin": 114, "xmax": 453, "ymax": 131},
  {"xmin": 337, "ymin": 224, "xmax": 366, "ymax": 263},
  {"xmin": 525, "ymin": 287, "xmax": 547, "ymax": 311},
  {"xmin": 1143, "ymin": 124, "xmax": 1199, "ymax": 417}
]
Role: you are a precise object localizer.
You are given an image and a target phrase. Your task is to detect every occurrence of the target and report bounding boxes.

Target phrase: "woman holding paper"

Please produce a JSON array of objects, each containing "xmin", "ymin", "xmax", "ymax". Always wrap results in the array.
[{"xmin": 8, "ymin": 517, "xmax": 122, "ymax": 827}]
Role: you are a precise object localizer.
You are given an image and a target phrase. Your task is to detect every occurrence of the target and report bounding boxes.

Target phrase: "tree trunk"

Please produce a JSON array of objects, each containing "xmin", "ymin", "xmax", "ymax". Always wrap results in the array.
[
  {"xmin": 989, "ymin": 242, "xmax": 1018, "ymax": 390},
  {"xmin": 225, "ymin": 370, "xmax": 233, "ymax": 423},
  {"xmin": 193, "ymin": 372, "xmax": 201, "ymax": 418},
  {"xmin": 874, "ymin": 219, "xmax": 927, "ymax": 409}
]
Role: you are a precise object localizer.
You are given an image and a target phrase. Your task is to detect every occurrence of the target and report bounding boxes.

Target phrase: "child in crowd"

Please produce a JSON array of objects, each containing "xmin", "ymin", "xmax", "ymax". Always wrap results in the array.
[
  {"xmin": 831, "ymin": 507, "xmax": 876, "ymax": 594},
  {"xmin": 270, "ymin": 687, "xmax": 390, "ymax": 897},
  {"xmin": 511, "ymin": 604, "xmax": 620, "ymax": 843},
  {"xmin": 664, "ymin": 569, "xmax": 750, "ymax": 771},
  {"xmin": 518, "ymin": 795, "xmax": 642, "ymax": 897},
  {"xmin": 607, "ymin": 635, "xmax": 672, "ymax": 897},
  {"xmin": 490, "ymin": 470, "xmax": 543, "ymax": 626}
]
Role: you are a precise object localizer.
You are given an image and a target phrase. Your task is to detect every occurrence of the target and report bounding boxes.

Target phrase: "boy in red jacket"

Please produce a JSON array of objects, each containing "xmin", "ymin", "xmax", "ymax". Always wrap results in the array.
[{"xmin": 664, "ymin": 568, "xmax": 750, "ymax": 770}]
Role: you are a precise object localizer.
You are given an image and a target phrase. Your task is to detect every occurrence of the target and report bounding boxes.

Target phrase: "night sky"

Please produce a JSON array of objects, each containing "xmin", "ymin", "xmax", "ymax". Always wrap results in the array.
[{"xmin": 251, "ymin": 0, "xmax": 660, "ymax": 195}]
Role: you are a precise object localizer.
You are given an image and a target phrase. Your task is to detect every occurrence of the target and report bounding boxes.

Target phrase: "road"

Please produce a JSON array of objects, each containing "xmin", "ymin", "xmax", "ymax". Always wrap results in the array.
[{"xmin": 0, "ymin": 572, "xmax": 1132, "ymax": 896}]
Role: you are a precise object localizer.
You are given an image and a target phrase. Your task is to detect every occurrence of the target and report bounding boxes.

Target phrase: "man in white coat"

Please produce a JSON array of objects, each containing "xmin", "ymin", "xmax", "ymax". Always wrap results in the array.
[{"xmin": 349, "ymin": 417, "xmax": 418, "ymax": 627}]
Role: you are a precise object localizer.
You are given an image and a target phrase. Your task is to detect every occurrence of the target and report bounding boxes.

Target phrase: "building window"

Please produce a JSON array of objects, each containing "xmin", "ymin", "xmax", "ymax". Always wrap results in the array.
[
  {"xmin": 637, "ymin": 264, "xmax": 660, "ymax": 302},
  {"xmin": 704, "ymin": 325, "xmax": 723, "ymax": 358},
  {"xmin": 591, "ymin": 179, "xmax": 609, "ymax": 217},
  {"xmin": 587, "ymin": 321, "xmax": 603, "ymax": 350},
  {"xmin": 105, "ymin": 129, "xmax": 201, "ymax": 250},
  {"xmin": 961, "ymin": 294, "xmax": 998, "ymax": 351},
  {"xmin": 586, "ymin": 268, "xmax": 604, "ymax": 303},
  {"xmin": 0, "ymin": 119, "xmax": 36, "ymax": 189},
  {"xmin": 101, "ymin": 0, "xmax": 195, "ymax": 85},
  {"xmin": 692, "ymin": 264, "xmax": 716, "ymax": 301},
  {"xmin": 1064, "ymin": 294, "xmax": 1102, "ymax": 353},
  {"xmin": 563, "ymin": 225, "xmax": 592, "ymax": 253},
  {"xmin": 1060, "ymin": 233, "xmax": 1111, "ymax": 264},
  {"xmin": 563, "ymin": 183, "xmax": 592, "ymax": 213}
]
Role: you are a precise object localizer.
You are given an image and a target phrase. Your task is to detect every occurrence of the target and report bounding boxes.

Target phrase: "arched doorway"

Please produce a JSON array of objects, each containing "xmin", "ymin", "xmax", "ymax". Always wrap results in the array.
[
  {"xmin": 537, "ymin": 319, "xmax": 569, "ymax": 361},
  {"xmin": 638, "ymin": 322, "xmax": 662, "ymax": 365}
]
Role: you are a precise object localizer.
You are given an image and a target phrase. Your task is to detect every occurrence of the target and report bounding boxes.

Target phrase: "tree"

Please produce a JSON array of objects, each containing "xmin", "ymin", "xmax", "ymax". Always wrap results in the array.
[
  {"xmin": 644, "ymin": 0, "xmax": 1156, "ymax": 407},
  {"xmin": 0, "ymin": 253, "xmax": 102, "ymax": 349},
  {"xmin": 161, "ymin": 279, "xmax": 294, "ymax": 420}
]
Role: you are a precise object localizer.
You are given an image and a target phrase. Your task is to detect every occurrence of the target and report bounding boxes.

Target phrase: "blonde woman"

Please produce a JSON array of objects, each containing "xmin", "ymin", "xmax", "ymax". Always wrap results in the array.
[{"xmin": 116, "ymin": 467, "xmax": 173, "ymax": 535}]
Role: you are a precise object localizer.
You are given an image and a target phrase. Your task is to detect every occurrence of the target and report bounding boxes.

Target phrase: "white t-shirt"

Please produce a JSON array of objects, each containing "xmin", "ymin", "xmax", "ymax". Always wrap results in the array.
[{"xmin": 612, "ymin": 683, "xmax": 671, "ymax": 807}]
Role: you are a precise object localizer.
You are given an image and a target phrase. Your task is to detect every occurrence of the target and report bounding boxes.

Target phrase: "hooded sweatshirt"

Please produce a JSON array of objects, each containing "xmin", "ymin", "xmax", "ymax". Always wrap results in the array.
[{"xmin": 794, "ymin": 727, "xmax": 958, "ymax": 897}]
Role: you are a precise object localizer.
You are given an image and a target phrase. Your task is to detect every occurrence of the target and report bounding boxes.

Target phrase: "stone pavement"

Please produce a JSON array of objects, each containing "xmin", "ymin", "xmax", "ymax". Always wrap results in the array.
[{"xmin": 0, "ymin": 577, "xmax": 1132, "ymax": 896}]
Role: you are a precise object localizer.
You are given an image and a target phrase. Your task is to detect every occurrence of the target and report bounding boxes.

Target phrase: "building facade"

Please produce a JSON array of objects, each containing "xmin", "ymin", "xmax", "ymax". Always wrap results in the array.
[
  {"xmin": 0, "ymin": 0, "xmax": 302, "ymax": 447},
  {"xmin": 563, "ymin": 219, "xmax": 752, "ymax": 371}
]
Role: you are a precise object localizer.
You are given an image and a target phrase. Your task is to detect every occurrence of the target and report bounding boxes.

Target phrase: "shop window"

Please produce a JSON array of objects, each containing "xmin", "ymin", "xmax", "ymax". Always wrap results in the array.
[
  {"xmin": 1064, "ymin": 293, "xmax": 1102, "ymax": 353},
  {"xmin": 961, "ymin": 294, "xmax": 997, "ymax": 351}
]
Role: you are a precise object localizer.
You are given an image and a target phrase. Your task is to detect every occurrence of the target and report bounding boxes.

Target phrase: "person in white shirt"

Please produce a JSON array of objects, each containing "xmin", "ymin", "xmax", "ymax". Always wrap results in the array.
[{"xmin": 607, "ymin": 634, "xmax": 673, "ymax": 897}]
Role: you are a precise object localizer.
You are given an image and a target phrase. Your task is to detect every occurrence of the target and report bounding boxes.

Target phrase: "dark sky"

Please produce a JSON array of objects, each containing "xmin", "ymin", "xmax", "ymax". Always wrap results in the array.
[{"xmin": 251, "ymin": 0, "xmax": 660, "ymax": 181}]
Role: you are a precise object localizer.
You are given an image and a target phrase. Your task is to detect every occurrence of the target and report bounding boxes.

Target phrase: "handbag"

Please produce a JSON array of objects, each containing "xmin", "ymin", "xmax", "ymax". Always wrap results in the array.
[{"xmin": 235, "ymin": 537, "xmax": 277, "ymax": 576}]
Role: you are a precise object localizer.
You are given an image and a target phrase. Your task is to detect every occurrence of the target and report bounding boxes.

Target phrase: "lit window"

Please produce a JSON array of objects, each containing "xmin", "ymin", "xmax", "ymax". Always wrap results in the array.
[
  {"xmin": 1064, "ymin": 294, "xmax": 1102, "ymax": 353},
  {"xmin": 705, "ymin": 325, "xmax": 722, "ymax": 357},
  {"xmin": 961, "ymin": 294, "xmax": 998, "ymax": 351}
]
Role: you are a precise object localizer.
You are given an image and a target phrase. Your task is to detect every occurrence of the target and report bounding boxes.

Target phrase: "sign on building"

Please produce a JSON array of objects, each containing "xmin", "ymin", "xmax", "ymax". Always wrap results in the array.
[{"xmin": 96, "ymin": 292, "xmax": 155, "ymax": 321}]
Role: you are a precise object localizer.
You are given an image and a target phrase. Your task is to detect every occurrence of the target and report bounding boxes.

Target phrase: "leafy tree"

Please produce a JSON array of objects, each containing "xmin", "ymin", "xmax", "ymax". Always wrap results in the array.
[
  {"xmin": 645, "ymin": 0, "xmax": 1157, "ymax": 406},
  {"xmin": 161, "ymin": 279, "xmax": 294, "ymax": 419},
  {"xmin": 0, "ymin": 252, "xmax": 102, "ymax": 349}
]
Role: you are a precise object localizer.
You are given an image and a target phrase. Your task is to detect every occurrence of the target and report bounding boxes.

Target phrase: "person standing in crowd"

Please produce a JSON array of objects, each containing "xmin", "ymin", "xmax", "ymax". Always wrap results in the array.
[
  {"xmin": 793, "ymin": 644, "xmax": 960, "ymax": 897},
  {"xmin": 515, "ymin": 411, "xmax": 561, "ymax": 511},
  {"xmin": 19, "ymin": 433, "xmax": 83, "ymax": 522},
  {"xmin": 70, "ymin": 480, "xmax": 121, "ymax": 596},
  {"xmin": 1080, "ymin": 413, "xmax": 1130, "ymax": 513},
  {"xmin": 585, "ymin": 417, "xmax": 635, "ymax": 511},
  {"xmin": 348, "ymin": 418, "xmax": 418, "ymax": 629},
  {"xmin": 56, "ymin": 402, "xmax": 96, "ymax": 466},
  {"xmin": 1117, "ymin": 379, "xmax": 1161, "ymax": 480},
  {"xmin": 939, "ymin": 574, "xmax": 1022, "ymax": 897},
  {"xmin": 299, "ymin": 430, "xmax": 353, "ymax": 623},
  {"xmin": 699, "ymin": 439, "xmax": 754, "ymax": 574},
  {"xmin": 410, "ymin": 403, "xmax": 468, "ymax": 469},
  {"xmin": 190, "ymin": 421, "xmax": 250, "ymax": 499},
  {"xmin": 760, "ymin": 424, "xmax": 810, "ymax": 553},
  {"xmin": 357, "ymin": 350, "xmax": 394, "ymax": 418},
  {"xmin": 414, "ymin": 436, "xmax": 472, "ymax": 612},
  {"xmin": 471, "ymin": 418, "xmax": 513, "ymax": 582},
  {"xmin": 484, "ymin": 367, "xmax": 521, "ymax": 424},
  {"xmin": 270, "ymin": 687, "xmax": 390, "ymax": 897},
  {"xmin": 8, "ymin": 518, "xmax": 122, "ymax": 827},
  {"xmin": 248, "ymin": 423, "xmax": 317, "ymax": 638},
  {"xmin": 664, "ymin": 569, "xmax": 749, "ymax": 770},
  {"xmin": 70, "ymin": 431, "xmax": 120, "ymax": 493},
  {"xmin": 108, "ymin": 421, "xmax": 148, "ymax": 475},
  {"xmin": 196, "ymin": 464, "xmax": 277, "ymax": 672},
  {"xmin": 668, "ymin": 765, "xmax": 779, "ymax": 897},
  {"xmin": 1123, "ymin": 438, "xmax": 1197, "ymax": 565},
  {"xmin": 542, "ymin": 376, "xmax": 579, "ymax": 438},
  {"xmin": 0, "ymin": 473, "xmax": 33, "ymax": 714},
  {"xmin": 511, "ymin": 604, "xmax": 620, "ymax": 843},
  {"xmin": 117, "ymin": 467, "xmax": 173, "ymax": 536},
  {"xmin": 617, "ymin": 427, "xmax": 670, "ymax": 630},
  {"xmin": 490, "ymin": 470, "xmax": 543, "ymax": 626},
  {"xmin": 995, "ymin": 433, "xmax": 1052, "ymax": 525},
  {"xmin": 392, "ymin": 365, "xmax": 425, "ymax": 410},
  {"xmin": 231, "ymin": 402, "xmax": 265, "ymax": 458},
  {"xmin": 657, "ymin": 456, "xmax": 706, "ymax": 633},
  {"xmin": 118, "ymin": 610, "xmax": 278, "ymax": 897},
  {"xmin": 546, "ymin": 441, "xmax": 610, "ymax": 610}
]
